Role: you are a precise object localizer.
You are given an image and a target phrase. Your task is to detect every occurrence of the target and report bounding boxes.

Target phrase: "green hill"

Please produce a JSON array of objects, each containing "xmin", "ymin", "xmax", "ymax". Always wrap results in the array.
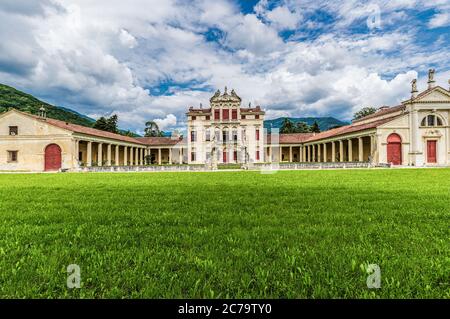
[
  {"xmin": 264, "ymin": 116, "xmax": 349, "ymax": 133},
  {"xmin": 0, "ymin": 83, "xmax": 141, "ymax": 136},
  {"xmin": 0, "ymin": 83, "xmax": 95, "ymax": 126}
]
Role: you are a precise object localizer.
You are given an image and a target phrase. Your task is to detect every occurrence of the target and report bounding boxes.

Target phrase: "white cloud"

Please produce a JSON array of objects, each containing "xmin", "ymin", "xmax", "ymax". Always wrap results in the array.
[
  {"xmin": 429, "ymin": 12, "xmax": 450, "ymax": 28},
  {"xmin": 154, "ymin": 114, "xmax": 177, "ymax": 131}
]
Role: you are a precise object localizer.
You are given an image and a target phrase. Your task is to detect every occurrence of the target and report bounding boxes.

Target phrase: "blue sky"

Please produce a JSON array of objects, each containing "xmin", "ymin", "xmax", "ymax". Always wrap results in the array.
[{"xmin": 0, "ymin": 0, "xmax": 449, "ymax": 134}]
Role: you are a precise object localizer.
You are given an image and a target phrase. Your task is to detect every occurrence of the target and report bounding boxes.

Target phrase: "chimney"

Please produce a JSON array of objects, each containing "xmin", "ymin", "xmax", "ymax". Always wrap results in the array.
[{"xmin": 427, "ymin": 69, "xmax": 436, "ymax": 89}]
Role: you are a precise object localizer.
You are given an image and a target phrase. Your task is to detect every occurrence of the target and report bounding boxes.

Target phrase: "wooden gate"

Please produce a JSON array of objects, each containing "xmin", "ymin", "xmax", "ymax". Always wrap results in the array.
[
  {"xmin": 427, "ymin": 140, "xmax": 437, "ymax": 163},
  {"xmin": 45, "ymin": 144, "xmax": 62, "ymax": 171},
  {"xmin": 387, "ymin": 133, "xmax": 402, "ymax": 165}
]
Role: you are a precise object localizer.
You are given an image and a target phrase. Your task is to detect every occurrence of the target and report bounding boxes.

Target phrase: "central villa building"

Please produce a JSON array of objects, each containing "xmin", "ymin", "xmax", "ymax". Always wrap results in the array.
[{"xmin": 1, "ymin": 70, "xmax": 450, "ymax": 171}]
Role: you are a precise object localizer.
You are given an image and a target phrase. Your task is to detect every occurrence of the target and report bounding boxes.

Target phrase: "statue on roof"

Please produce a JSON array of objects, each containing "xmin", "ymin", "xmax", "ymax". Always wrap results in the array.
[
  {"xmin": 428, "ymin": 69, "xmax": 435, "ymax": 82},
  {"xmin": 411, "ymin": 79, "xmax": 418, "ymax": 93},
  {"xmin": 224, "ymin": 86, "xmax": 228, "ymax": 95}
]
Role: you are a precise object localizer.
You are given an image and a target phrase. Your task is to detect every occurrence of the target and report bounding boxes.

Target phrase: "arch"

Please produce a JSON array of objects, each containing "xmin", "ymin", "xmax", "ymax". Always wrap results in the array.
[
  {"xmin": 420, "ymin": 114, "xmax": 445, "ymax": 127},
  {"xmin": 44, "ymin": 144, "xmax": 62, "ymax": 171},
  {"xmin": 387, "ymin": 133, "xmax": 402, "ymax": 165}
]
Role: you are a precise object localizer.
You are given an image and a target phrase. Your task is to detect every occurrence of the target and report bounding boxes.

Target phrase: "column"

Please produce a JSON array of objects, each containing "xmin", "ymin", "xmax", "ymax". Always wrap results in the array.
[
  {"xmin": 124, "ymin": 146, "xmax": 128, "ymax": 165},
  {"xmin": 87, "ymin": 141, "xmax": 92, "ymax": 167},
  {"xmin": 370, "ymin": 135, "xmax": 375, "ymax": 156},
  {"xmin": 179, "ymin": 147, "xmax": 183, "ymax": 164},
  {"xmin": 130, "ymin": 147, "xmax": 134, "ymax": 165},
  {"xmin": 158, "ymin": 148, "xmax": 162, "ymax": 165},
  {"xmin": 169, "ymin": 148, "xmax": 172, "ymax": 165},
  {"xmin": 317, "ymin": 144, "xmax": 321, "ymax": 162},
  {"xmin": 289, "ymin": 146, "xmax": 293, "ymax": 162},
  {"xmin": 140, "ymin": 148, "xmax": 144, "ymax": 166},
  {"xmin": 299, "ymin": 146, "xmax": 302, "ymax": 162},
  {"xmin": 135, "ymin": 148, "xmax": 139, "ymax": 166},
  {"xmin": 115, "ymin": 145, "xmax": 120, "ymax": 166},
  {"xmin": 75, "ymin": 140, "xmax": 80, "ymax": 164},
  {"xmin": 312, "ymin": 144, "xmax": 316, "ymax": 162},
  {"xmin": 348, "ymin": 139, "xmax": 353, "ymax": 162},
  {"xmin": 339, "ymin": 140, "xmax": 344, "ymax": 162},
  {"xmin": 279, "ymin": 146, "xmax": 282, "ymax": 162},
  {"xmin": 358, "ymin": 137, "xmax": 363, "ymax": 162},
  {"xmin": 331, "ymin": 141, "xmax": 336, "ymax": 162},
  {"xmin": 97, "ymin": 143, "xmax": 103, "ymax": 166},
  {"xmin": 323, "ymin": 143, "xmax": 327, "ymax": 163},
  {"xmin": 268, "ymin": 147, "xmax": 272, "ymax": 163},
  {"xmin": 107, "ymin": 144, "xmax": 112, "ymax": 166},
  {"xmin": 302, "ymin": 145, "xmax": 306, "ymax": 162}
]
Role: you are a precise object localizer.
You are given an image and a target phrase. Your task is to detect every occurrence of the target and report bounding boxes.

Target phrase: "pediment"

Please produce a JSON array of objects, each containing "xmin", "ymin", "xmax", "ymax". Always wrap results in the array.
[{"xmin": 413, "ymin": 86, "xmax": 450, "ymax": 103}]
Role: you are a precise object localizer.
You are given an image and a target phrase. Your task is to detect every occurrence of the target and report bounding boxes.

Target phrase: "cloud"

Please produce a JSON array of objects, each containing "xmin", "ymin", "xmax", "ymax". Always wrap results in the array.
[
  {"xmin": 0, "ymin": 0, "xmax": 448, "ymax": 133},
  {"xmin": 429, "ymin": 12, "xmax": 450, "ymax": 28},
  {"xmin": 154, "ymin": 114, "xmax": 177, "ymax": 131}
]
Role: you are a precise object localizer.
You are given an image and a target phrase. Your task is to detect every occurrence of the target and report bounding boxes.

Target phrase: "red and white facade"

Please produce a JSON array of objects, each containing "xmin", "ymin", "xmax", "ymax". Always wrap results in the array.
[{"xmin": 186, "ymin": 88, "xmax": 265, "ymax": 165}]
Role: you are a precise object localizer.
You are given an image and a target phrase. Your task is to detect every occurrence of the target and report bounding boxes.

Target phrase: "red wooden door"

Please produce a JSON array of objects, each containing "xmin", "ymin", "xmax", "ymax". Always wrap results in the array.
[
  {"xmin": 387, "ymin": 134, "xmax": 402, "ymax": 165},
  {"xmin": 45, "ymin": 144, "xmax": 62, "ymax": 171},
  {"xmin": 427, "ymin": 141, "xmax": 437, "ymax": 163},
  {"xmin": 223, "ymin": 151, "xmax": 227, "ymax": 163}
]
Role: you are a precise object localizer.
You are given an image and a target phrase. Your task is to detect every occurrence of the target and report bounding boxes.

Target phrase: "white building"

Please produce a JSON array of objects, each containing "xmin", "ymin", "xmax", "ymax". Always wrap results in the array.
[{"xmin": 186, "ymin": 87, "xmax": 265, "ymax": 165}]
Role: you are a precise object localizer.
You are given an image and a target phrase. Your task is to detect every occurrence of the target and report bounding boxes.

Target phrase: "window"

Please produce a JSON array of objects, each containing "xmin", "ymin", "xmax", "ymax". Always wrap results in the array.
[
  {"xmin": 191, "ymin": 151, "xmax": 196, "ymax": 162},
  {"xmin": 215, "ymin": 130, "xmax": 221, "ymax": 142},
  {"xmin": 255, "ymin": 115, "xmax": 260, "ymax": 120},
  {"xmin": 191, "ymin": 131, "xmax": 196, "ymax": 142},
  {"xmin": 214, "ymin": 109, "xmax": 220, "ymax": 120},
  {"xmin": 223, "ymin": 109, "xmax": 229, "ymax": 120},
  {"xmin": 9, "ymin": 126, "xmax": 18, "ymax": 136},
  {"xmin": 241, "ymin": 115, "xmax": 246, "ymax": 120},
  {"xmin": 222, "ymin": 130, "xmax": 229, "ymax": 143},
  {"xmin": 7, "ymin": 151, "xmax": 18, "ymax": 163},
  {"xmin": 256, "ymin": 129, "xmax": 260, "ymax": 141},
  {"xmin": 421, "ymin": 115, "xmax": 444, "ymax": 127},
  {"xmin": 233, "ymin": 151, "xmax": 237, "ymax": 161},
  {"xmin": 205, "ymin": 130, "xmax": 211, "ymax": 141},
  {"xmin": 256, "ymin": 150, "xmax": 260, "ymax": 161},
  {"xmin": 232, "ymin": 130, "xmax": 238, "ymax": 143},
  {"xmin": 191, "ymin": 116, "xmax": 196, "ymax": 121},
  {"xmin": 232, "ymin": 109, "xmax": 237, "ymax": 120},
  {"xmin": 79, "ymin": 152, "xmax": 83, "ymax": 161},
  {"xmin": 206, "ymin": 115, "xmax": 210, "ymax": 121}
]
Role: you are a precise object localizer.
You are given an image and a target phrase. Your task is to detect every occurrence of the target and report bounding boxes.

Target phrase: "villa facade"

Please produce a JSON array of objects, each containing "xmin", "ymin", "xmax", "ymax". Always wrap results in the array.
[{"xmin": 1, "ymin": 70, "xmax": 450, "ymax": 172}]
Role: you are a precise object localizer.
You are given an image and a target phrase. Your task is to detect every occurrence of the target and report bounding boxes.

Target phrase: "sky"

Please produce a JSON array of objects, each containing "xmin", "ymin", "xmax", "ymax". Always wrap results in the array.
[{"xmin": 0, "ymin": 0, "xmax": 449, "ymax": 134}]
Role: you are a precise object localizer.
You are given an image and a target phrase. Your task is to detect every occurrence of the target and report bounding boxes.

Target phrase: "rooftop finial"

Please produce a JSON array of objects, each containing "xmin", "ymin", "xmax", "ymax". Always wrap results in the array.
[
  {"xmin": 428, "ymin": 68, "xmax": 436, "ymax": 89},
  {"xmin": 200, "ymin": 103, "xmax": 203, "ymax": 109},
  {"xmin": 411, "ymin": 79, "xmax": 418, "ymax": 97},
  {"xmin": 249, "ymin": 102, "xmax": 251, "ymax": 107},
  {"xmin": 448, "ymin": 79, "xmax": 450, "ymax": 91},
  {"xmin": 224, "ymin": 86, "xmax": 228, "ymax": 95}
]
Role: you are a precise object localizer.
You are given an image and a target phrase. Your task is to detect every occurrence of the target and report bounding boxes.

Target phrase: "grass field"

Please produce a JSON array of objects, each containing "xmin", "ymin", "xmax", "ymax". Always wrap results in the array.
[{"xmin": 0, "ymin": 169, "xmax": 449, "ymax": 298}]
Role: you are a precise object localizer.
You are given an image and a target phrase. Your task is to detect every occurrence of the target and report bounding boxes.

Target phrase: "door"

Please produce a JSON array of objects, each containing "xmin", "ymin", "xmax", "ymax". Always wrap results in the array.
[
  {"xmin": 427, "ymin": 140, "xmax": 437, "ymax": 163},
  {"xmin": 387, "ymin": 133, "xmax": 402, "ymax": 165},
  {"xmin": 45, "ymin": 144, "xmax": 62, "ymax": 171},
  {"xmin": 223, "ymin": 151, "xmax": 227, "ymax": 163}
]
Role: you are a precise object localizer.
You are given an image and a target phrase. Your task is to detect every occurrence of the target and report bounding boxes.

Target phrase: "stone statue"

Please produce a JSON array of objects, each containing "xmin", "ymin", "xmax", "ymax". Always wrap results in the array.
[
  {"xmin": 224, "ymin": 86, "xmax": 228, "ymax": 95},
  {"xmin": 411, "ymin": 79, "xmax": 418, "ymax": 93},
  {"xmin": 428, "ymin": 69, "xmax": 435, "ymax": 82}
]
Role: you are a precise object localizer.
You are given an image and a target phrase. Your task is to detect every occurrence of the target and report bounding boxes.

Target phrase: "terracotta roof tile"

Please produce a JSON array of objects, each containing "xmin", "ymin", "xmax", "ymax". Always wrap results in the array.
[
  {"xmin": 352, "ymin": 104, "xmax": 405, "ymax": 123},
  {"xmin": 266, "ymin": 133, "xmax": 315, "ymax": 144},
  {"xmin": 305, "ymin": 116, "xmax": 401, "ymax": 143}
]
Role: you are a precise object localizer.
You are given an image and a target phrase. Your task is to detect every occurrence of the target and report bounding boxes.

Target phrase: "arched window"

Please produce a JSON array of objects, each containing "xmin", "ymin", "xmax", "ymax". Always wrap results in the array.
[{"xmin": 421, "ymin": 114, "xmax": 444, "ymax": 127}]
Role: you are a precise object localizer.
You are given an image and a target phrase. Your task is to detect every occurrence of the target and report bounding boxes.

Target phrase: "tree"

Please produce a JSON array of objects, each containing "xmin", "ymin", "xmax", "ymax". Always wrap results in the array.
[
  {"xmin": 310, "ymin": 121, "xmax": 321, "ymax": 133},
  {"xmin": 144, "ymin": 121, "xmax": 164, "ymax": 137},
  {"xmin": 353, "ymin": 107, "xmax": 377, "ymax": 121},
  {"xmin": 93, "ymin": 114, "xmax": 119, "ymax": 133},
  {"xmin": 93, "ymin": 116, "xmax": 109, "ymax": 131},
  {"xmin": 106, "ymin": 114, "xmax": 118, "ymax": 134},
  {"xmin": 295, "ymin": 121, "xmax": 311, "ymax": 133},
  {"xmin": 280, "ymin": 118, "xmax": 295, "ymax": 134}
]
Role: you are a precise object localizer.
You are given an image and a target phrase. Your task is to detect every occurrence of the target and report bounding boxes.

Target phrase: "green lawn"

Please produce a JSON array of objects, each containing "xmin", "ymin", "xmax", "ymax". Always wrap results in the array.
[{"xmin": 0, "ymin": 169, "xmax": 448, "ymax": 298}]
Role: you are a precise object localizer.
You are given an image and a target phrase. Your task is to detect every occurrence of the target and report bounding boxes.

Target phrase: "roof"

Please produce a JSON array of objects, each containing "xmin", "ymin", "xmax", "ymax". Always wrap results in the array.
[
  {"xmin": 402, "ymin": 85, "xmax": 450, "ymax": 103},
  {"xmin": 352, "ymin": 104, "xmax": 405, "ymax": 123},
  {"xmin": 305, "ymin": 116, "xmax": 401, "ymax": 143},
  {"xmin": 12, "ymin": 109, "xmax": 147, "ymax": 145},
  {"xmin": 266, "ymin": 133, "xmax": 315, "ymax": 144},
  {"xmin": 135, "ymin": 137, "xmax": 183, "ymax": 146},
  {"xmin": 240, "ymin": 106, "xmax": 264, "ymax": 114},
  {"xmin": 187, "ymin": 108, "xmax": 211, "ymax": 114}
]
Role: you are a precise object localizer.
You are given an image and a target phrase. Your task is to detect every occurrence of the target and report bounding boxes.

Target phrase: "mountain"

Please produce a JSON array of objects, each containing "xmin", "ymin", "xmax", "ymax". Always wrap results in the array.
[
  {"xmin": 0, "ymin": 83, "xmax": 95, "ymax": 127},
  {"xmin": 0, "ymin": 83, "xmax": 139, "ymax": 136},
  {"xmin": 264, "ymin": 117, "xmax": 349, "ymax": 132}
]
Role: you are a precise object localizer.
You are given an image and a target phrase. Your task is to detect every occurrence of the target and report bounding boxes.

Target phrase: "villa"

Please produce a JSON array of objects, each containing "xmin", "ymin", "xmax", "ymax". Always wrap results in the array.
[{"xmin": 0, "ymin": 69, "xmax": 449, "ymax": 172}]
